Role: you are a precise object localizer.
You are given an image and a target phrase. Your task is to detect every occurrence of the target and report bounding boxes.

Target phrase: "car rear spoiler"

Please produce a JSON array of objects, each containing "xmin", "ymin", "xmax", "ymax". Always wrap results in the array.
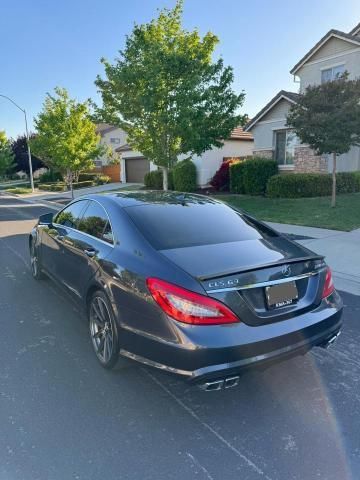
[{"xmin": 197, "ymin": 255, "xmax": 325, "ymax": 282}]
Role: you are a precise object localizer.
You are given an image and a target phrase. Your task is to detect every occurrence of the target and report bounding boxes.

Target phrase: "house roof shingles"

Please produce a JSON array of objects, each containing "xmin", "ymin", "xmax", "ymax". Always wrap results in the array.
[
  {"xmin": 290, "ymin": 28, "xmax": 360, "ymax": 75},
  {"xmin": 95, "ymin": 123, "xmax": 119, "ymax": 135},
  {"xmin": 349, "ymin": 22, "xmax": 360, "ymax": 36},
  {"xmin": 244, "ymin": 90, "xmax": 300, "ymax": 131},
  {"xmin": 229, "ymin": 126, "xmax": 253, "ymax": 141}
]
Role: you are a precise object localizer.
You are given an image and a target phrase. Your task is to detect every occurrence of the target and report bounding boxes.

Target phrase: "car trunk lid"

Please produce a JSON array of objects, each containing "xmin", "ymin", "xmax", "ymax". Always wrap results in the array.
[{"xmin": 160, "ymin": 238, "xmax": 326, "ymax": 327}]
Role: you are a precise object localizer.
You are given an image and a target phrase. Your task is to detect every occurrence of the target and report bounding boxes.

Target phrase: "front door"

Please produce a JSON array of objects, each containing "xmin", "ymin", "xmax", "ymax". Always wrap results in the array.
[{"xmin": 41, "ymin": 200, "xmax": 89, "ymax": 280}]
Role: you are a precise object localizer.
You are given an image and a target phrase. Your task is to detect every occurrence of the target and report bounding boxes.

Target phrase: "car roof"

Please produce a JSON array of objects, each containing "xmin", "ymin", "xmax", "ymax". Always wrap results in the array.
[{"xmin": 81, "ymin": 191, "xmax": 221, "ymax": 208}]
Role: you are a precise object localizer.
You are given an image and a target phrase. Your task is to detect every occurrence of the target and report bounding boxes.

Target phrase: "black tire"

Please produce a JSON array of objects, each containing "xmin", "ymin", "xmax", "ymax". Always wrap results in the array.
[
  {"xmin": 88, "ymin": 290, "xmax": 120, "ymax": 369},
  {"xmin": 30, "ymin": 239, "xmax": 44, "ymax": 280}
]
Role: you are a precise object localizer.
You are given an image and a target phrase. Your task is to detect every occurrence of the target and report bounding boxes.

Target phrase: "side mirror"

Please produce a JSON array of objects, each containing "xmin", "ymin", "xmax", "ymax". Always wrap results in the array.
[{"xmin": 38, "ymin": 212, "xmax": 54, "ymax": 226}]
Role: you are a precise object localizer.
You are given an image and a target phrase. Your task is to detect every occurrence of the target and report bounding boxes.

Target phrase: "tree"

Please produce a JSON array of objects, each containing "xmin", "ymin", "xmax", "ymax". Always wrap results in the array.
[
  {"xmin": 95, "ymin": 0, "xmax": 245, "ymax": 190},
  {"xmin": 287, "ymin": 74, "xmax": 360, "ymax": 207},
  {"xmin": 12, "ymin": 134, "xmax": 44, "ymax": 174},
  {"xmin": 0, "ymin": 131, "xmax": 16, "ymax": 178},
  {"xmin": 31, "ymin": 87, "xmax": 104, "ymax": 197}
]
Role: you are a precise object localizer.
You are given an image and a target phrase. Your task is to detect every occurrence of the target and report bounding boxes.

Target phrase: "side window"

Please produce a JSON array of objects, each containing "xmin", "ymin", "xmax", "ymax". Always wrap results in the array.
[
  {"xmin": 54, "ymin": 200, "xmax": 88, "ymax": 229},
  {"xmin": 78, "ymin": 201, "xmax": 114, "ymax": 244}
]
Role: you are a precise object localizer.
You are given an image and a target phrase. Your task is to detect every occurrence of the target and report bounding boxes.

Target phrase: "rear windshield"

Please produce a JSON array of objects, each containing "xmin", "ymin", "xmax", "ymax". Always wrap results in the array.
[{"xmin": 125, "ymin": 202, "xmax": 277, "ymax": 250}]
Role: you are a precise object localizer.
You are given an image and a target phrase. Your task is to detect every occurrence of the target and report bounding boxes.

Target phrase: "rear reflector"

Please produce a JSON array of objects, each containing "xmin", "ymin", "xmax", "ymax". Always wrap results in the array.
[
  {"xmin": 146, "ymin": 278, "xmax": 239, "ymax": 325},
  {"xmin": 322, "ymin": 267, "xmax": 335, "ymax": 298}
]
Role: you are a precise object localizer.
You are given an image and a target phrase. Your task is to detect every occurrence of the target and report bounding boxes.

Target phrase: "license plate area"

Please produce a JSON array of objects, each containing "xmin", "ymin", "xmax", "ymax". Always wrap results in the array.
[{"xmin": 265, "ymin": 281, "xmax": 298, "ymax": 310}]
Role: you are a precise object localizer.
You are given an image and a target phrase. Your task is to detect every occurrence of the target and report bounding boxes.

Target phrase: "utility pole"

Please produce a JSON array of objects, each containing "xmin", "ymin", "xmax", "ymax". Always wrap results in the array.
[{"xmin": 0, "ymin": 94, "xmax": 35, "ymax": 192}]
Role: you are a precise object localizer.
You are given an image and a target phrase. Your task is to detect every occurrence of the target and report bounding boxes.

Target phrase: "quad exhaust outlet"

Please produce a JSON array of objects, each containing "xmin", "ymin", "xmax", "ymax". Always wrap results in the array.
[
  {"xmin": 200, "ymin": 376, "xmax": 240, "ymax": 392},
  {"xmin": 320, "ymin": 331, "xmax": 341, "ymax": 349}
]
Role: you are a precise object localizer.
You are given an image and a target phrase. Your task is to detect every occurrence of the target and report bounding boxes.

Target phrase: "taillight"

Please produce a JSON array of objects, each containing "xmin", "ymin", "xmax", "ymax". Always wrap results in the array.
[
  {"xmin": 322, "ymin": 267, "xmax": 335, "ymax": 298},
  {"xmin": 146, "ymin": 278, "xmax": 239, "ymax": 325}
]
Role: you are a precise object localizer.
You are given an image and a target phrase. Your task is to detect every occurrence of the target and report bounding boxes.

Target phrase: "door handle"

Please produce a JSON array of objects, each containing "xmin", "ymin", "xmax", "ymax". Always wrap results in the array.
[{"xmin": 84, "ymin": 248, "xmax": 97, "ymax": 258}]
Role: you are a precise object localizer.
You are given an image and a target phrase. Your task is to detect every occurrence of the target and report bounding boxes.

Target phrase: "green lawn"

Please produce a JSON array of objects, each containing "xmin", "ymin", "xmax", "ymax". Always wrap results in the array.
[
  {"xmin": 5, "ymin": 187, "xmax": 33, "ymax": 194},
  {"xmin": 215, "ymin": 193, "xmax": 360, "ymax": 231}
]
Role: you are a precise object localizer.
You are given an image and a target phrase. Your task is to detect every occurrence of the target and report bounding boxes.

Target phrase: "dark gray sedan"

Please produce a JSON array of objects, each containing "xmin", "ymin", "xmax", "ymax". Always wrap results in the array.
[{"xmin": 29, "ymin": 191, "xmax": 342, "ymax": 390}]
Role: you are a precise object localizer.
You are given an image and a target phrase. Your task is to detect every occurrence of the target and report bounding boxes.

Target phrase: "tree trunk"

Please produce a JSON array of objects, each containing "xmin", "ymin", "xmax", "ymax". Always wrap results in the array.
[
  {"xmin": 331, "ymin": 152, "xmax": 337, "ymax": 208},
  {"xmin": 67, "ymin": 169, "xmax": 74, "ymax": 199},
  {"xmin": 162, "ymin": 166, "xmax": 169, "ymax": 191}
]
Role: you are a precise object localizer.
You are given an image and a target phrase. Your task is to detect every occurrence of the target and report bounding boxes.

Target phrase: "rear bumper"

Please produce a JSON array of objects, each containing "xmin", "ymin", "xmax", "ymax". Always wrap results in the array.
[{"xmin": 119, "ymin": 292, "xmax": 343, "ymax": 383}]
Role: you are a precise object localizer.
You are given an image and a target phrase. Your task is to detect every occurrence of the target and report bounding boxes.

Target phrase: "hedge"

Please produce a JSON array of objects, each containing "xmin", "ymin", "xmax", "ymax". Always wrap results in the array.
[
  {"xmin": 230, "ymin": 157, "xmax": 278, "ymax": 195},
  {"xmin": 267, "ymin": 172, "xmax": 360, "ymax": 198},
  {"xmin": 38, "ymin": 180, "xmax": 94, "ymax": 192},
  {"xmin": 38, "ymin": 183, "xmax": 66, "ymax": 192},
  {"xmin": 144, "ymin": 169, "xmax": 174, "ymax": 190},
  {"xmin": 173, "ymin": 159, "xmax": 197, "ymax": 192},
  {"xmin": 78, "ymin": 173, "xmax": 111, "ymax": 185},
  {"xmin": 78, "ymin": 172, "xmax": 99, "ymax": 182},
  {"xmin": 72, "ymin": 180, "xmax": 94, "ymax": 189},
  {"xmin": 38, "ymin": 170, "xmax": 63, "ymax": 183},
  {"xmin": 144, "ymin": 170, "xmax": 164, "ymax": 189}
]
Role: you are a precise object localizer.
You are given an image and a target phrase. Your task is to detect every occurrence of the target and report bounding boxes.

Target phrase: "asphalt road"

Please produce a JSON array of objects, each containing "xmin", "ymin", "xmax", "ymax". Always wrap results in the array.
[{"xmin": 0, "ymin": 194, "xmax": 359, "ymax": 480}]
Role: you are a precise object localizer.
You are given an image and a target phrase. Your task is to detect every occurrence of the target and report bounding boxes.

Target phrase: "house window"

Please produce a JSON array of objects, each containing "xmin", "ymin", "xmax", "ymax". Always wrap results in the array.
[
  {"xmin": 274, "ymin": 130, "xmax": 297, "ymax": 166},
  {"xmin": 321, "ymin": 64, "xmax": 345, "ymax": 83},
  {"xmin": 110, "ymin": 138, "xmax": 121, "ymax": 144}
]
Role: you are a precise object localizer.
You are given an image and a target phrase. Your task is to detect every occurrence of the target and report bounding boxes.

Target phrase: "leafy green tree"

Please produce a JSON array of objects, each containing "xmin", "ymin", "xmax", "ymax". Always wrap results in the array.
[
  {"xmin": 95, "ymin": 0, "xmax": 245, "ymax": 189},
  {"xmin": 287, "ymin": 74, "xmax": 360, "ymax": 207},
  {"xmin": 0, "ymin": 131, "xmax": 16, "ymax": 178},
  {"xmin": 31, "ymin": 87, "xmax": 104, "ymax": 197}
]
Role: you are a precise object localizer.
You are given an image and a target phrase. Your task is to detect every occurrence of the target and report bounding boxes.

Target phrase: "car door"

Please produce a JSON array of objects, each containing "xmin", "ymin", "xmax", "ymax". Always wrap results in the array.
[
  {"xmin": 40, "ymin": 200, "xmax": 89, "ymax": 280},
  {"xmin": 58, "ymin": 200, "xmax": 115, "ymax": 299}
]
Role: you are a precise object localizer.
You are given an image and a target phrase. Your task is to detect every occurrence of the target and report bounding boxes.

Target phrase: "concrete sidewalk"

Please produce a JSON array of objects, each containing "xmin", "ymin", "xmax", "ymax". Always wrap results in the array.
[{"xmin": 268, "ymin": 222, "xmax": 360, "ymax": 296}]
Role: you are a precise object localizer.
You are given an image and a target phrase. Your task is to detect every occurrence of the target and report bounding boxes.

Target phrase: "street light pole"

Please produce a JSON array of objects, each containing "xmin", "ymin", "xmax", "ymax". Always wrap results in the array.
[{"xmin": 0, "ymin": 94, "xmax": 35, "ymax": 192}]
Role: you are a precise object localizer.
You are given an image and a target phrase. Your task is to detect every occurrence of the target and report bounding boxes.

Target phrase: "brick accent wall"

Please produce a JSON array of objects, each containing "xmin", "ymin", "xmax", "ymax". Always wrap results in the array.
[
  {"xmin": 294, "ymin": 146, "xmax": 328, "ymax": 173},
  {"xmin": 253, "ymin": 149, "xmax": 273, "ymax": 159}
]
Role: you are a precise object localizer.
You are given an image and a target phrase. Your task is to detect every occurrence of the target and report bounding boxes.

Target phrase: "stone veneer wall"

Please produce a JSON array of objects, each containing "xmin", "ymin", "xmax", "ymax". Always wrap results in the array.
[
  {"xmin": 253, "ymin": 149, "xmax": 273, "ymax": 159},
  {"xmin": 294, "ymin": 146, "xmax": 328, "ymax": 173}
]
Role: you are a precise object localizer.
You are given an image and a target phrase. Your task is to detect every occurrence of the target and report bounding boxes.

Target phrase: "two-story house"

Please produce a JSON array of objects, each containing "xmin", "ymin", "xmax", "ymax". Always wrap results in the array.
[{"xmin": 245, "ymin": 23, "xmax": 360, "ymax": 173}]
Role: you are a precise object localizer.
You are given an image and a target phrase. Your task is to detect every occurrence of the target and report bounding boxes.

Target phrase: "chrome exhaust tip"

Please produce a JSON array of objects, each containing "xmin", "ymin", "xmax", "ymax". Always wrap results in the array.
[
  {"xmin": 200, "ymin": 379, "xmax": 224, "ymax": 391},
  {"xmin": 321, "ymin": 331, "xmax": 341, "ymax": 349},
  {"xmin": 200, "ymin": 376, "xmax": 240, "ymax": 392},
  {"xmin": 224, "ymin": 376, "xmax": 240, "ymax": 389}
]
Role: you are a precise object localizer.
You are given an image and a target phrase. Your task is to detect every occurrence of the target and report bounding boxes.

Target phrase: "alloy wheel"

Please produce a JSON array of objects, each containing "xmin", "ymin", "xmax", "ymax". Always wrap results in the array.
[
  {"xmin": 89, "ymin": 296, "xmax": 115, "ymax": 364},
  {"xmin": 30, "ymin": 242, "xmax": 38, "ymax": 277}
]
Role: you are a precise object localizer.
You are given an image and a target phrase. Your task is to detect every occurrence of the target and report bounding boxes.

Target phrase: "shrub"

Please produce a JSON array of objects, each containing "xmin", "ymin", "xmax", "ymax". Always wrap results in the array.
[
  {"xmin": 95, "ymin": 175, "xmax": 111, "ymax": 185},
  {"xmin": 144, "ymin": 170, "xmax": 163, "ymax": 189},
  {"xmin": 38, "ymin": 180, "xmax": 93, "ymax": 192},
  {"xmin": 266, "ymin": 172, "xmax": 360, "ymax": 198},
  {"xmin": 336, "ymin": 172, "xmax": 360, "ymax": 193},
  {"xmin": 230, "ymin": 157, "xmax": 278, "ymax": 195},
  {"xmin": 173, "ymin": 159, "xmax": 197, "ymax": 192},
  {"xmin": 78, "ymin": 172, "xmax": 99, "ymax": 182},
  {"xmin": 144, "ymin": 169, "xmax": 174, "ymax": 190},
  {"xmin": 72, "ymin": 180, "xmax": 94, "ymax": 190},
  {"xmin": 38, "ymin": 183, "xmax": 66, "ymax": 192},
  {"xmin": 5, "ymin": 187, "xmax": 32, "ymax": 194},
  {"xmin": 354, "ymin": 171, "xmax": 360, "ymax": 190},
  {"xmin": 39, "ymin": 170, "xmax": 63, "ymax": 183},
  {"xmin": 210, "ymin": 159, "xmax": 239, "ymax": 191}
]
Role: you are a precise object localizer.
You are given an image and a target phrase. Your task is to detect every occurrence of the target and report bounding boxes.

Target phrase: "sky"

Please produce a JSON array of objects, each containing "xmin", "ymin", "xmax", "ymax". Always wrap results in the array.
[{"xmin": 1, "ymin": 0, "xmax": 360, "ymax": 139}]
